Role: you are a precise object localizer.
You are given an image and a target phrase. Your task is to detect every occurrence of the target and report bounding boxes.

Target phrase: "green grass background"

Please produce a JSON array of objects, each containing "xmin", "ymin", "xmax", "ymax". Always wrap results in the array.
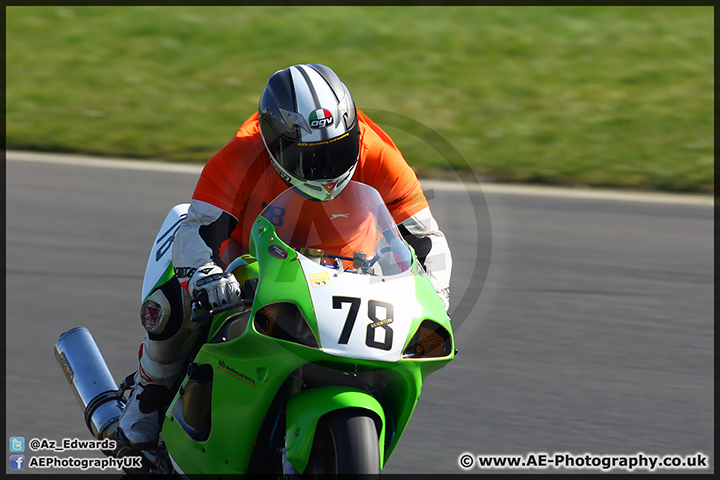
[{"xmin": 6, "ymin": 6, "xmax": 714, "ymax": 192}]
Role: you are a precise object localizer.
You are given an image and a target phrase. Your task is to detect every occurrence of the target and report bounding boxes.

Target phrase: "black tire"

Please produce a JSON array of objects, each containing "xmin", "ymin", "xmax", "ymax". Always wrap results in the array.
[{"xmin": 305, "ymin": 409, "xmax": 381, "ymax": 476}]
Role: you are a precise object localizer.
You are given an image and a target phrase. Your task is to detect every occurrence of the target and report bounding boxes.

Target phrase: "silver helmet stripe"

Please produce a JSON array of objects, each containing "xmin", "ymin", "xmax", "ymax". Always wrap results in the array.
[
  {"xmin": 293, "ymin": 65, "xmax": 322, "ymax": 109},
  {"xmin": 289, "ymin": 66, "xmax": 344, "ymax": 143}
]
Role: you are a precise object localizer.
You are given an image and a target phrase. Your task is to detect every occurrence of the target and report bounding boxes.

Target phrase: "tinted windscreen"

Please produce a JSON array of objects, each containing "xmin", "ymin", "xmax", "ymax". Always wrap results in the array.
[{"xmin": 261, "ymin": 182, "xmax": 412, "ymax": 275}]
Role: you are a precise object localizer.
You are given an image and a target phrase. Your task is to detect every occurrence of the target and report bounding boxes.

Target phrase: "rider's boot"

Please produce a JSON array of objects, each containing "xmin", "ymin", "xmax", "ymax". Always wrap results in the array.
[{"xmin": 118, "ymin": 341, "xmax": 184, "ymax": 448}]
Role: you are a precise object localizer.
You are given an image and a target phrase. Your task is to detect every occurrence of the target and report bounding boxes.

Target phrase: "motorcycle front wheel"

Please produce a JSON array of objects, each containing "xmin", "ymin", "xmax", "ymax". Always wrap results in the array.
[{"xmin": 304, "ymin": 408, "xmax": 381, "ymax": 475}]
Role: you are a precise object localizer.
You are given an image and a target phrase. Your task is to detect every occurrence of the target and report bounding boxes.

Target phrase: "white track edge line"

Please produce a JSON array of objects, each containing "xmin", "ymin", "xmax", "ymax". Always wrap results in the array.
[{"xmin": 6, "ymin": 150, "xmax": 713, "ymax": 206}]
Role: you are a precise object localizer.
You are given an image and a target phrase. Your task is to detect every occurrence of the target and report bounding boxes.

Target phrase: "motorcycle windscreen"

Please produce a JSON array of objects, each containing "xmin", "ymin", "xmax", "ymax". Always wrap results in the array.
[{"xmin": 261, "ymin": 181, "xmax": 413, "ymax": 275}]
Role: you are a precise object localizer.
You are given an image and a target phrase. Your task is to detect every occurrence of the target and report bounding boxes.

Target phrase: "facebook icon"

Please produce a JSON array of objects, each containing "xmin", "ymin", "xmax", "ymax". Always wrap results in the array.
[{"xmin": 10, "ymin": 454, "xmax": 25, "ymax": 470}]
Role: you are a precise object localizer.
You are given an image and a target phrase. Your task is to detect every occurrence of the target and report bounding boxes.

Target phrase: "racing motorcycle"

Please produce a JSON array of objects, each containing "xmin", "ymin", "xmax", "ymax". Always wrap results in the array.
[{"xmin": 55, "ymin": 181, "xmax": 455, "ymax": 476}]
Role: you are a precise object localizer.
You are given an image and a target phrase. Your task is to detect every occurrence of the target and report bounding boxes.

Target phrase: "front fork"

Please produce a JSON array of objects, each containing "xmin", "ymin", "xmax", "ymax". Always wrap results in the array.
[{"xmin": 281, "ymin": 445, "xmax": 300, "ymax": 476}]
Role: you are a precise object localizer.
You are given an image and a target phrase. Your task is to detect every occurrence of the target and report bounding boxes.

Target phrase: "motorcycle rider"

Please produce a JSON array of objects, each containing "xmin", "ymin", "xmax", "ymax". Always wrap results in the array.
[{"xmin": 118, "ymin": 64, "xmax": 453, "ymax": 447}]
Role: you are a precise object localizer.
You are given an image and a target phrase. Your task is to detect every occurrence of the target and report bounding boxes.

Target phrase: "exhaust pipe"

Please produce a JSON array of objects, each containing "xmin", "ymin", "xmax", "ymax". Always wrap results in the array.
[
  {"xmin": 55, "ymin": 327, "xmax": 125, "ymax": 441},
  {"xmin": 55, "ymin": 327, "xmax": 158, "ymax": 474}
]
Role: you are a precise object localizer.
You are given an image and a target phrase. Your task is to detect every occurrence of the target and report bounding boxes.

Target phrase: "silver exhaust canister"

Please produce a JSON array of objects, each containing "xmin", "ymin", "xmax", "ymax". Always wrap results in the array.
[{"xmin": 55, "ymin": 326, "xmax": 125, "ymax": 440}]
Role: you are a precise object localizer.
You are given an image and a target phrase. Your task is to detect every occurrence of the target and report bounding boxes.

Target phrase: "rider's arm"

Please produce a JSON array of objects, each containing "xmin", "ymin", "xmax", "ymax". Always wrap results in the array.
[
  {"xmin": 171, "ymin": 200, "xmax": 242, "ymax": 309},
  {"xmin": 172, "ymin": 200, "xmax": 238, "ymax": 284},
  {"xmin": 172, "ymin": 118, "xmax": 259, "ymax": 286},
  {"xmin": 399, "ymin": 207, "xmax": 452, "ymax": 311},
  {"xmin": 356, "ymin": 111, "xmax": 452, "ymax": 311}
]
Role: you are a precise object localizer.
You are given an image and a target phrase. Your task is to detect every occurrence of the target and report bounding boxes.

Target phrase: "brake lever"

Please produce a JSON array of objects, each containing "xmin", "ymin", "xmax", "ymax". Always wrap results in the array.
[{"xmin": 191, "ymin": 299, "xmax": 247, "ymax": 323}]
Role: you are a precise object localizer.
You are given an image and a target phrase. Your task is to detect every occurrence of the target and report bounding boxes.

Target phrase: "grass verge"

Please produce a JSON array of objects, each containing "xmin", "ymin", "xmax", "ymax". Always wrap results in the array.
[{"xmin": 6, "ymin": 6, "xmax": 713, "ymax": 192}]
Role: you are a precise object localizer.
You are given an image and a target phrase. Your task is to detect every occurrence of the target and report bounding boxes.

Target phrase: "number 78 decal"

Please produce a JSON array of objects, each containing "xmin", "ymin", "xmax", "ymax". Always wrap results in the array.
[{"xmin": 333, "ymin": 296, "xmax": 394, "ymax": 351}]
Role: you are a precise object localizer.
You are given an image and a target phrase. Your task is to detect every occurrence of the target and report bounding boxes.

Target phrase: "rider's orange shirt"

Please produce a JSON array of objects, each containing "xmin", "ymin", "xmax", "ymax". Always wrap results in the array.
[{"xmin": 192, "ymin": 110, "xmax": 429, "ymax": 255}]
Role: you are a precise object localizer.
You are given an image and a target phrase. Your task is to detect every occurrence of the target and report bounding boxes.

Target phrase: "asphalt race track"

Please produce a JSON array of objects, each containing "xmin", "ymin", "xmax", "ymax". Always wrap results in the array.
[{"xmin": 5, "ymin": 153, "xmax": 714, "ymax": 475}]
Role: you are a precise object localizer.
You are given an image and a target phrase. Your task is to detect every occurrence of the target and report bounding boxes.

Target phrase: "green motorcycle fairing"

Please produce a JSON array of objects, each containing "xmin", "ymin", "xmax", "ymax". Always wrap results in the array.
[{"xmin": 160, "ymin": 182, "xmax": 454, "ymax": 475}]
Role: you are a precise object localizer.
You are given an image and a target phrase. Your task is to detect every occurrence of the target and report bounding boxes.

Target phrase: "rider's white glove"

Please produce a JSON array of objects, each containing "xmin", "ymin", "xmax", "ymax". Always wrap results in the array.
[{"xmin": 189, "ymin": 264, "xmax": 241, "ymax": 309}]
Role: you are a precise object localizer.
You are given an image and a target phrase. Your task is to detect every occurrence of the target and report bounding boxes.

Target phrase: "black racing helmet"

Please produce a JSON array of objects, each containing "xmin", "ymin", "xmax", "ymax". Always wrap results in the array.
[{"xmin": 259, "ymin": 64, "xmax": 359, "ymax": 201}]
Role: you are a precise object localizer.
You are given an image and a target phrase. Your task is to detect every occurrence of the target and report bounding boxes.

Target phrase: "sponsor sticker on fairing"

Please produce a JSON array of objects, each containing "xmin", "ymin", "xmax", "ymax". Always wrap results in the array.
[{"xmin": 309, "ymin": 272, "xmax": 331, "ymax": 288}]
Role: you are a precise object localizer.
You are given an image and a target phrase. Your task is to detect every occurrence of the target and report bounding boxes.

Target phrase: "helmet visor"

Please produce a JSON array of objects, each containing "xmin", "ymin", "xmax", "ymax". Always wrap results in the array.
[{"xmin": 269, "ymin": 126, "xmax": 360, "ymax": 181}]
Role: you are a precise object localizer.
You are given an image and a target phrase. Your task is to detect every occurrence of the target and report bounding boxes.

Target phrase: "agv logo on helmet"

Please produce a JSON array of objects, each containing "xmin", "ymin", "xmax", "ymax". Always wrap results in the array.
[{"xmin": 309, "ymin": 108, "xmax": 334, "ymax": 129}]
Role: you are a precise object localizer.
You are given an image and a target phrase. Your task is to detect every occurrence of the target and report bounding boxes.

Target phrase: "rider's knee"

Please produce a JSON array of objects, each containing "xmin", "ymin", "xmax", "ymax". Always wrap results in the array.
[
  {"xmin": 140, "ymin": 276, "xmax": 191, "ymax": 340},
  {"xmin": 139, "ymin": 276, "xmax": 204, "ymax": 365}
]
